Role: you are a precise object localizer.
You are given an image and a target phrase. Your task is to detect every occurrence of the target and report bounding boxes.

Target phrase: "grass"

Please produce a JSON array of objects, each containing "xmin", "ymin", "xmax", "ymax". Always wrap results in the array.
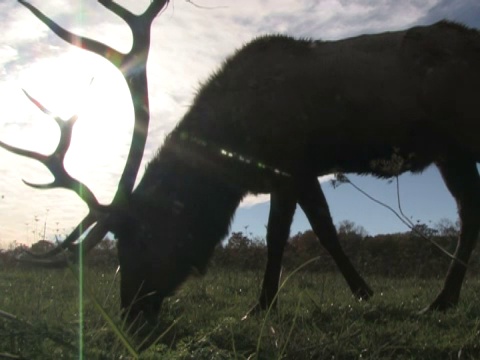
[{"xmin": 1, "ymin": 265, "xmax": 479, "ymax": 359}]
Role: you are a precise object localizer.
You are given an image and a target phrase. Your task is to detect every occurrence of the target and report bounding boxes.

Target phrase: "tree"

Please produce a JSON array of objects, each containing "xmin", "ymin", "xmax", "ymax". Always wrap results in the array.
[
  {"xmin": 226, "ymin": 232, "xmax": 252, "ymax": 250},
  {"xmin": 410, "ymin": 222, "xmax": 438, "ymax": 238},
  {"xmin": 337, "ymin": 220, "xmax": 368, "ymax": 239},
  {"xmin": 29, "ymin": 240, "xmax": 55, "ymax": 254},
  {"xmin": 435, "ymin": 218, "xmax": 460, "ymax": 238},
  {"xmin": 289, "ymin": 230, "xmax": 319, "ymax": 253}
]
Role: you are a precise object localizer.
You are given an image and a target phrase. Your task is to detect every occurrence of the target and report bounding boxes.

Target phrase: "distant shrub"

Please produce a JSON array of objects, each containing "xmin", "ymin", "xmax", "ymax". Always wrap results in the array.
[
  {"xmin": 211, "ymin": 222, "xmax": 479, "ymax": 279},
  {"xmin": 2, "ymin": 220, "xmax": 477, "ymax": 278}
]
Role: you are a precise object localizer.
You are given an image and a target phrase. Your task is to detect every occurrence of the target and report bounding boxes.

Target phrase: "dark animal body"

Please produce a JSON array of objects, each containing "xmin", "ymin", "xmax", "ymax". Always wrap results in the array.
[{"xmin": 115, "ymin": 20, "xmax": 480, "ymax": 322}]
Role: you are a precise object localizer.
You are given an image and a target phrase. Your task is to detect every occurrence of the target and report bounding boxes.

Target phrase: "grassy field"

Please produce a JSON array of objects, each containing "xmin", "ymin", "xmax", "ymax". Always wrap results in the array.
[{"xmin": 1, "ymin": 265, "xmax": 479, "ymax": 359}]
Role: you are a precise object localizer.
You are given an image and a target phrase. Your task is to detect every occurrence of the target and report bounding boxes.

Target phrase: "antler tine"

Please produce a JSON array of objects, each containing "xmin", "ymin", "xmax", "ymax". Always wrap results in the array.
[
  {"xmin": 20, "ymin": 219, "xmax": 110, "ymax": 267},
  {"xmin": 16, "ymin": 255, "xmax": 70, "ymax": 268},
  {"xmin": 0, "ymin": 91, "xmax": 100, "ymax": 209},
  {"xmin": 0, "ymin": 92, "xmax": 107, "ymax": 265},
  {"xmin": 23, "ymin": 213, "xmax": 97, "ymax": 259},
  {"xmin": 22, "ymin": 88, "xmax": 55, "ymax": 117},
  {"xmin": 66, "ymin": 220, "xmax": 111, "ymax": 258},
  {"xmin": 106, "ymin": 0, "xmax": 170, "ymax": 200}
]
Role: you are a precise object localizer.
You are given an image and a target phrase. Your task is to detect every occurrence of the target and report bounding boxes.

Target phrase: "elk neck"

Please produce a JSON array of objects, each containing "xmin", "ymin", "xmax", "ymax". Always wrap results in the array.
[{"xmin": 131, "ymin": 131, "xmax": 246, "ymax": 273}]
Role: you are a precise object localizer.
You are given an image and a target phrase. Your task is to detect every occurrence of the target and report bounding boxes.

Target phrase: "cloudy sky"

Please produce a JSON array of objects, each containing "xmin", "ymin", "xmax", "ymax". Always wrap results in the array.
[{"xmin": 0, "ymin": 0, "xmax": 479, "ymax": 248}]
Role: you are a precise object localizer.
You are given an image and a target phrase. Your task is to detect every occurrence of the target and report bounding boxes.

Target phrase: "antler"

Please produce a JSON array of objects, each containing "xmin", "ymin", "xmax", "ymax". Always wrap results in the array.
[
  {"xmin": 1, "ymin": 0, "xmax": 170, "ymax": 264},
  {"xmin": 0, "ymin": 90, "xmax": 101, "ymax": 207}
]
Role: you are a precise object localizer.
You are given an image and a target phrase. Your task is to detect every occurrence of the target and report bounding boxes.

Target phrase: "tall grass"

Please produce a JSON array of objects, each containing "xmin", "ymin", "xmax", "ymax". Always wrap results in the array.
[{"xmin": 1, "ymin": 265, "xmax": 479, "ymax": 359}]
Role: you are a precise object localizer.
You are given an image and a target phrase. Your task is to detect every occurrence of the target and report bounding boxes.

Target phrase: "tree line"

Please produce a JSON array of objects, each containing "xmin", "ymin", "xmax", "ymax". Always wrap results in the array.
[
  {"xmin": 213, "ymin": 219, "xmax": 480, "ymax": 278},
  {"xmin": 1, "ymin": 219, "xmax": 478, "ymax": 278}
]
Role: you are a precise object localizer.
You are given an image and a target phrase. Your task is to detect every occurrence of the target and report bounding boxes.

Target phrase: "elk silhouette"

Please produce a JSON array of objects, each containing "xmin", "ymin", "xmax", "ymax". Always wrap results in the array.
[{"xmin": 2, "ymin": 0, "xmax": 479, "ymax": 325}]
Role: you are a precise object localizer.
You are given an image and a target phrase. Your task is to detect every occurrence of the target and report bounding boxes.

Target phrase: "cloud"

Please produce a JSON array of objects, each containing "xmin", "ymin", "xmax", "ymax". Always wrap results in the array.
[
  {"xmin": 240, "ymin": 194, "xmax": 270, "ymax": 208},
  {"xmin": 0, "ymin": 46, "xmax": 18, "ymax": 71},
  {"xmin": 240, "ymin": 174, "xmax": 337, "ymax": 208},
  {"xmin": 208, "ymin": 0, "xmax": 441, "ymax": 40},
  {"xmin": 416, "ymin": 0, "xmax": 480, "ymax": 27}
]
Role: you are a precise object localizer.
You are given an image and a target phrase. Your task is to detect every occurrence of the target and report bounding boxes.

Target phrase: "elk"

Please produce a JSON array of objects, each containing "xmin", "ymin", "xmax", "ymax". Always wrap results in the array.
[{"xmin": 2, "ymin": 0, "xmax": 480, "ymax": 325}]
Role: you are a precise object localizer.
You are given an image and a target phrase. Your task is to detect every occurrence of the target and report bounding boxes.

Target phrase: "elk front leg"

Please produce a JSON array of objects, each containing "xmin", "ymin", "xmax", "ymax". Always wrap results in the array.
[
  {"xmin": 425, "ymin": 159, "xmax": 480, "ymax": 311},
  {"xmin": 297, "ymin": 177, "xmax": 373, "ymax": 300},
  {"xmin": 244, "ymin": 189, "xmax": 296, "ymax": 318}
]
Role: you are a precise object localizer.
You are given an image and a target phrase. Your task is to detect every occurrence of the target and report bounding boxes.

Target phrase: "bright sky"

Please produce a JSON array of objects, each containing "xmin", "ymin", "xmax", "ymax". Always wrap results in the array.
[{"xmin": 1, "ymin": 0, "xmax": 479, "ymax": 248}]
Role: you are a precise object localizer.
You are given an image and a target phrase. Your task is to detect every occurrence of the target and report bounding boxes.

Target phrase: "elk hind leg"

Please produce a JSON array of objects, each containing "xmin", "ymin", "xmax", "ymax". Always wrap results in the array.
[{"xmin": 425, "ymin": 159, "xmax": 480, "ymax": 311}]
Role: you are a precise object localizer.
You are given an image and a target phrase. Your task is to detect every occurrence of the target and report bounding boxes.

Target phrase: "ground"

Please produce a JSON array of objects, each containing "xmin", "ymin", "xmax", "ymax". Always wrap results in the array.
[{"xmin": 1, "ymin": 267, "xmax": 479, "ymax": 359}]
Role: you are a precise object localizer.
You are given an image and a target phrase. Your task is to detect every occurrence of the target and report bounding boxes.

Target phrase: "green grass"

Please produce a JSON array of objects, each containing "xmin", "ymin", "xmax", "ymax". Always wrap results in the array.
[{"xmin": 1, "ymin": 266, "xmax": 479, "ymax": 359}]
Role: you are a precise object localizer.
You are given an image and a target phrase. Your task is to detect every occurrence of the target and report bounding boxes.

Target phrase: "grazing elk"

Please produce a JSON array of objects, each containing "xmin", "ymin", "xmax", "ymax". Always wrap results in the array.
[
  {"xmin": 119, "ymin": 20, "xmax": 480, "ymax": 321},
  {"xmin": 2, "ymin": 0, "xmax": 480, "ymax": 325}
]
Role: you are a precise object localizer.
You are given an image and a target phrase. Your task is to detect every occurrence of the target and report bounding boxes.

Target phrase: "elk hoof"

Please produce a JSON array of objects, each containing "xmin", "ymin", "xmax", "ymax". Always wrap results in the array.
[
  {"xmin": 419, "ymin": 301, "xmax": 456, "ymax": 314},
  {"xmin": 241, "ymin": 303, "xmax": 265, "ymax": 321},
  {"xmin": 242, "ymin": 300, "xmax": 279, "ymax": 320},
  {"xmin": 418, "ymin": 292, "xmax": 458, "ymax": 314},
  {"xmin": 354, "ymin": 285, "xmax": 374, "ymax": 301}
]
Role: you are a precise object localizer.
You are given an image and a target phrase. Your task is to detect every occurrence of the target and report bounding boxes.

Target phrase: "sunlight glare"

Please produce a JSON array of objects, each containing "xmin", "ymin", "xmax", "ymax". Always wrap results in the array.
[{"xmin": 7, "ymin": 50, "xmax": 134, "ymax": 203}]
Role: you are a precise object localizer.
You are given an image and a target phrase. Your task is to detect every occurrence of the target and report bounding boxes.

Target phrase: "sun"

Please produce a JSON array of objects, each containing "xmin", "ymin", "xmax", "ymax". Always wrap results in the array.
[{"xmin": 1, "ymin": 49, "xmax": 134, "ymax": 203}]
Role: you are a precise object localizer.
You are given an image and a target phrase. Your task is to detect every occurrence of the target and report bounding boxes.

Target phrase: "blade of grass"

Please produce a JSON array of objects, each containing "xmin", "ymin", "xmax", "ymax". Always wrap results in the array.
[
  {"xmin": 0, "ymin": 308, "xmax": 77, "ymax": 352},
  {"xmin": 256, "ymin": 256, "xmax": 320, "ymax": 356},
  {"xmin": 67, "ymin": 265, "xmax": 139, "ymax": 358}
]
